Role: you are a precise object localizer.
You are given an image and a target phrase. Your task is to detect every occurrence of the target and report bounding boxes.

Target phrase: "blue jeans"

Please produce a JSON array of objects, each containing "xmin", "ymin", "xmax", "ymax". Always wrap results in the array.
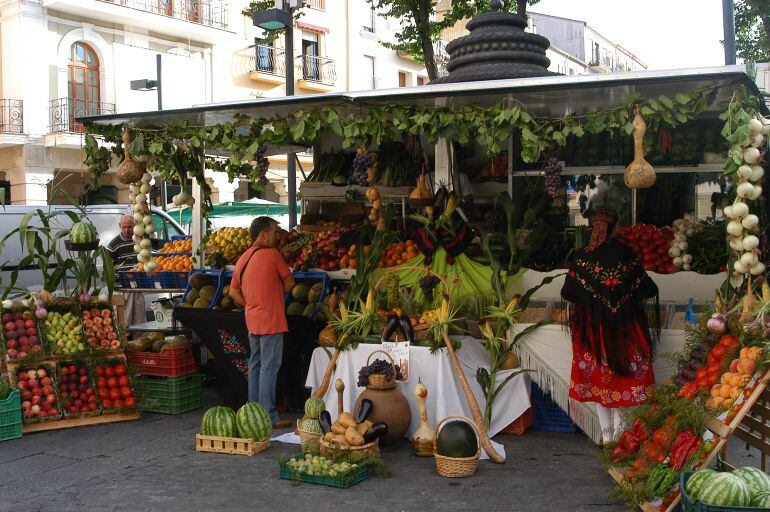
[{"xmin": 247, "ymin": 333, "xmax": 283, "ymax": 425}]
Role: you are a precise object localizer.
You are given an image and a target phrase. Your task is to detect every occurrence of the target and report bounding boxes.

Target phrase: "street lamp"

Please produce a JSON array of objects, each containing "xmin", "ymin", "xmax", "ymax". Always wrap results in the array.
[
  {"xmin": 130, "ymin": 54, "xmax": 163, "ymax": 111},
  {"xmin": 252, "ymin": 0, "xmax": 299, "ymax": 228}
]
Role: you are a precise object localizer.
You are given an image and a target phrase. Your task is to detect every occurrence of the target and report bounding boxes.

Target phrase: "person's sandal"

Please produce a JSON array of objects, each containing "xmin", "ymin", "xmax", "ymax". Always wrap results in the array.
[{"xmin": 272, "ymin": 419, "xmax": 292, "ymax": 429}]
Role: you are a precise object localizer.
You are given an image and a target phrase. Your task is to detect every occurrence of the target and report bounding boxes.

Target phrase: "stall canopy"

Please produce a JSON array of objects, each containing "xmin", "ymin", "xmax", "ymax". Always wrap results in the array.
[{"xmin": 168, "ymin": 198, "xmax": 299, "ymax": 225}]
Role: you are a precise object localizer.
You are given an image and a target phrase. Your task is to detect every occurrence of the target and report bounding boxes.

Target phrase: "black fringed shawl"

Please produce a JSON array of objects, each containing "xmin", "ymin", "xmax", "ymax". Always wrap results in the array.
[{"xmin": 561, "ymin": 240, "xmax": 660, "ymax": 376}]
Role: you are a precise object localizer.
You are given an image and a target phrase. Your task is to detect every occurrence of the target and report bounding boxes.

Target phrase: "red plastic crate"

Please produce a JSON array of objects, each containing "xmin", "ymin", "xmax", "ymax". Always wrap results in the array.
[{"xmin": 125, "ymin": 345, "xmax": 197, "ymax": 377}]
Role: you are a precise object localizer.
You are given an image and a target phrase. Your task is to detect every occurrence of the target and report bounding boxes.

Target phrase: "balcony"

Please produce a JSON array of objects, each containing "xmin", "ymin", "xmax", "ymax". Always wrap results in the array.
[
  {"xmin": 0, "ymin": 100, "xmax": 25, "ymax": 147},
  {"xmin": 233, "ymin": 45, "xmax": 287, "ymax": 85},
  {"xmin": 296, "ymin": 55, "xmax": 336, "ymax": 92},
  {"xmin": 42, "ymin": 0, "xmax": 229, "ymax": 43},
  {"xmin": 304, "ymin": 0, "xmax": 324, "ymax": 9},
  {"xmin": 46, "ymin": 98, "xmax": 115, "ymax": 148}
]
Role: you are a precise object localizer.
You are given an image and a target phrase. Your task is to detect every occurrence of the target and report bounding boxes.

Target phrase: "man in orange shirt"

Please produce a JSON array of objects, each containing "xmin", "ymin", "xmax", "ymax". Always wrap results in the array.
[{"xmin": 230, "ymin": 217, "xmax": 295, "ymax": 428}]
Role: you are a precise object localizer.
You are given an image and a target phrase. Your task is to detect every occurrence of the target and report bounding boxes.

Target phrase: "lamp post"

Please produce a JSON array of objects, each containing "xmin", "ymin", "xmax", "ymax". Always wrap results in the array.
[
  {"xmin": 722, "ymin": 0, "xmax": 736, "ymax": 65},
  {"xmin": 252, "ymin": 1, "xmax": 298, "ymax": 228}
]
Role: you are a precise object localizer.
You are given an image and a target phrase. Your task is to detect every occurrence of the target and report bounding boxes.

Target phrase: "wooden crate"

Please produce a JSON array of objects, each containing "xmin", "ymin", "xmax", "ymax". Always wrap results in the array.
[
  {"xmin": 22, "ymin": 410, "xmax": 141, "ymax": 433},
  {"xmin": 195, "ymin": 434, "xmax": 270, "ymax": 456}
]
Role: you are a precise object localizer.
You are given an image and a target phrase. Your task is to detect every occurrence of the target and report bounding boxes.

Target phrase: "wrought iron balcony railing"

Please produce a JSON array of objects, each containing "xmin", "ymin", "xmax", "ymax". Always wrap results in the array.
[
  {"xmin": 233, "ymin": 45, "xmax": 286, "ymax": 76},
  {"xmin": 97, "ymin": 0, "xmax": 227, "ymax": 29},
  {"xmin": 49, "ymin": 98, "xmax": 115, "ymax": 134},
  {"xmin": 304, "ymin": 0, "xmax": 324, "ymax": 9},
  {"xmin": 0, "ymin": 100, "xmax": 22, "ymax": 134},
  {"xmin": 297, "ymin": 55, "xmax": 336, "ymax": 85}
]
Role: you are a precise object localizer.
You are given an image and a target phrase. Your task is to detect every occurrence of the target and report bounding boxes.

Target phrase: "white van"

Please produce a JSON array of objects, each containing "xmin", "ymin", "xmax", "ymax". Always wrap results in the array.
[{"xmin": 0, "ymin": 204, "xmax": 186, "ymax": 293}]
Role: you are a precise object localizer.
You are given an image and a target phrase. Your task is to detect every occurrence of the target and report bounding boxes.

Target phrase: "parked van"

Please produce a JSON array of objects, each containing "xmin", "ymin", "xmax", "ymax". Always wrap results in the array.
[{"xmin": 0, "ymin": 204, "xmax": 186, "ymax": 293}]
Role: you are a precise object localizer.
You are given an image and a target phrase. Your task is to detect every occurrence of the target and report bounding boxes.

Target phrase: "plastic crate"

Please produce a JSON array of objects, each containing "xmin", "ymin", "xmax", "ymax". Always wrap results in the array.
[
  {"xmin": 210, "ymin": 270, "xmax": 233, "ymax": 309},
  {"xmin": 137, "ymin": 373, "xmax": 202, "ymax": 414},
  {"xmin": 180, "ymin": 269, "xmax": 223, "ymax": 309},
  {"xmin": 680, "ymin": 471, "xmax": 770, "ymax": 512},
  {"xmin": 0, "ymin": 388, "xmax": 22, "ymax": 441},
  {"xmin": 171, "ymin": 235, "xmax": 191, "ymax": 242},
  {"xmin": 126, "ymin": 344, "xmax": 197, "ymax": 377},
  {"xmin": 532, "ymin": 383, "xmax": 577, "ymax": 433},
  {"xmin": 286, "ymin": 271, "xmax": 330, "ymax": 318},
  {"xmin": 160, "ymin": 271, "xmax": 190, "ymax": 289},
  {"xmin": 117, "ymin": 271, "xmax": 132, "ymax": 288},
  {"xmin": 278, "ymin": 457, "xmax": 372, "ymax": 488}
]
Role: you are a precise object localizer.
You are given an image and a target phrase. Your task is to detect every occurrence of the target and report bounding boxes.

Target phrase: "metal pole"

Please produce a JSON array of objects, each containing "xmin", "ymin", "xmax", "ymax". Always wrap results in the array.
[
  {"xmin": 723, "ymin": 0, "xmax": 736, "ymax": 65},
  {"xmin": 156, "ymin": 53, "xmax": 163, "ymax": 110},
  {"xmin": 285, "ymin": 3, "xmax": 297, "ymax": 228}
]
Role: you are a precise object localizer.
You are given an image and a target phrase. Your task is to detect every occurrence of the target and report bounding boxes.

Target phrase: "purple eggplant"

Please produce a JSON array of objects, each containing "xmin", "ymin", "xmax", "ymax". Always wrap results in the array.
[
  {"xmin": 319, "ymin": 410, "xmax": 332, "ymax": 434},
  {"xmin": 363, "ymin": 422, "xmax": 388, "ymax": 443},
  {"xmin": 356, "ymin": 399, "xmax": 374, "ymax": 424}
]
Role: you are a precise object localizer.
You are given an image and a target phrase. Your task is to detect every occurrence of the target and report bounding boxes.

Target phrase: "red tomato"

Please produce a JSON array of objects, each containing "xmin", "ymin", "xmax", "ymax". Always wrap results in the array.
[
  {"xmin": 113, "ymin": 399, "xmax": 124, "ymax": 409},
  {"xmin": 104, "ymin": 367, "xmax": 114, "ymax": 378},
  {"xmin": 102, "ymin": 399, "xmax": 113, "ymax": 408},
  {"xmin": 118, "ymin": 376, "xmax": 130, "ymax": 387},
  {"xmin": 95, "ymin": 366, "xmax": 104, "ymax": 376},
  {"xmin": 107, "ymin": 377, "xmax": 118, "ymax": 389},
  {"xmin": 120, "ymin": 386, "xmax": 133, "ymax": 398},
  {"xmin": 124, "ymin": 397, "xmax": 136, "ymax": 408},
  {"xmin": 109, "ymin": 388, "xmax": 120, "ymax": 401},
  {"xmin": 114, "ymin": 365, "xmax": 127, "ymax": 377},
  {"xmin": 97, "ymin": 377, "xmax": 106, "ymax": 387}
]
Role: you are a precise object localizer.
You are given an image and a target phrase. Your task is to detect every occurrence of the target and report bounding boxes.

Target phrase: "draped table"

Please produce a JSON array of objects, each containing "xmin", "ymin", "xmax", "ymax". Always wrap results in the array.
[{"xmin": 305, "ymin": 336, "xmax": 531, "ymax": 438}]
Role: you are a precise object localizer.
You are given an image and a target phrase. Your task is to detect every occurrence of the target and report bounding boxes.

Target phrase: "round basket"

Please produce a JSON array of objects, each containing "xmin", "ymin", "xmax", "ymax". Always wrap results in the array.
[
  {"xmin": 413, "ymin": 323, "xmax": 431, "ymax": 341},
  {"xmin": 297, "ymin": 420, "xmax": 322, "ymax": 453},
  {"xmin": 364, "ymin": 349, "xmax": 397, "ymax": 390},
  {"xmin": 433, "ymin": 415, "xmax": 480, "ymax": 478},
  {"xmin": 319, "ymin": 438, "xmax": 380, "ymax": 462},
  {"xmin": 65, "ymin": 239, "xmax": 100, "ymax": 252}
]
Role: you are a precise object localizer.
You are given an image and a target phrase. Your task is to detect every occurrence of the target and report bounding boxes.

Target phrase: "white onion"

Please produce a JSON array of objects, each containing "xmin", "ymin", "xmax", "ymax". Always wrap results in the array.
[
  {"xmin": 738, "ymin": 182, "xmax": 755, "ymax": 198},
  {"xmin": 678, "ymin": 241, "xmax": 688, "ymax": 251},
  {"xmin": 132, "ymin": 203, "xmax": 144, "ymax": 213},
  {"xmin": 741, "ymin": 251, "xmax": 758, "ymax": 267},
  {"xmin": 751, "ymin": 166, "xmax": 765, "ymax": 182},
  {"xmin": 128, "ymin": 192, "xmax": 136, "ymax": 203},
  {"xmin": 139, "ymin": 248, "xmax": 151, "ymax": 260},
  {"xmin": 132, "ymin": 234, "xmax": 143, "ymax": 243},
  {"xmin": 129, "ymin": 184, "xmax": 140, "ymax": 194},
  {"xmin": 141, "ymin": 173, "xmax": 152, "ymax": 183},
  {"xmin": 135, "ymin": 193, "xmax": 146, "ymax": 204},
  {"xmin": 145, "ymin": 260, "xmax": 158, "ymax": 271},
  {"xmin": 144, "ymin": 224, "xmax": 155, "ymax": 235},
  {"xmin": 673, "ymin": 256, "xmax": 683, "ymax": 267},
  {"xmin": 738, "ymin": 165, "xmax": 754, "ymax": 180},
  {"xmin": 137, "ymin": 251, "xmax": 149, "ymax": 264},
  {"xmin": 752, "ymin": 133, "xmax": 766, "ymax": 148},
  {"xmin": 749, "ymin": 118, "xmax": 764, "ymax": 133},
  {"xmin": 143, "ymin": 215, "xmax": 153, "ymax": 226},
  {"xmin": 140, "ymin": 183, "xmax": 151, "ymax": 194},
  {"xmin": 743, "ymin": 235, "xmax": 760, "ymax": 251},
  {"xmin": 133, "ymin": 212, "xmax": 144, "ymax": 223},
  {"xmin": 763, "ymin": 118, "xmax": 770, "ymax": 135},
  {"xmin": 745, "ymin": 147, "xmax": 761, "ymax": 164},
  {"xmin": 685, "ymin": 228, "xmax": 695, "ymax": 237},
  {"xmin": 727, "ymin": 220, "xmax": 745, "ymax": 236},
  {"xmin": 732, "ymin": 202, "xmax": 749, "ymax": 218},
  {"xmin": 682, "ymin": 254, "xmax": 693, "ymax": 264},
  {"xmin": 682, "ymin": 263, "xmax": 691, "ymax": 271},
  {"xmin": 731, "ymin": 272, "xmax": 746, "ymax": 288},
  {"xmin": 673, "ymin": 219, "xmax": 683, "ymax": 229},
  {"xmin": 750, "ymin": 185, "xmax": 763, "ymax": 201},
  {"xmin": 742, "ymin": 214, "xmax": 760, "ymax": 230},
  {"xmin": 751, "ymin": 261, "xmax": 766, "ymax": 276},
  {"xmin": 187, "ymin": 197, "xmax": 195, "ymax": 206},
  {"xmin": 133, "ymin": 225, "xmax": 145, "ymax": 236},
  {"xmin": 675, "ymin": 232, "xmax": 686, "ymax": 241},
  {"xmin": 730, "ymin": 237, "xmax": 745, "ymax": 251},
  {"xmin": 669, "ymin": 247, "xmax": 681, "ymax": 258},
  {"xmin": 139, "ymin": 238, "xmax": 152, "ymax": 249},
  {"xmin": 723, "ymin": 205, "xmax": 735, "ymax": 219},
  {"xmin": 734, "ymin": 260, "xmax": 749, "ymax": 274},
  {"xmin": 133, "ymin": 244, "xmax": 141, "ymax": 253}
]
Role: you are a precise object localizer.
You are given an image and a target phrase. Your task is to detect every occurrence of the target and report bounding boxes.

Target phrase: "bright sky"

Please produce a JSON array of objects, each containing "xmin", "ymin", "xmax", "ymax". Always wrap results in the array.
[{"xmin": 531, "ymin": 0, "xmax": 729, "ymax": 70}]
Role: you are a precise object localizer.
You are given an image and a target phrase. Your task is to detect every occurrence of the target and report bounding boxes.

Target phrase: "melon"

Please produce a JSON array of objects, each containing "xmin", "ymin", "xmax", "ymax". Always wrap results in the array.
[
  {"xmin": 698, "ymin": 472, "xmax": 751, "ymax": 507},
  {"xmin": 303, "ymin": 303, "xmax": 315, "ymax": 317},
  {"xmin": 685, "ymin": 469, "xmax": 716, "ymax": 502},
  {"xmin": 199, "ymin": 285, "xmax": 217, "ymax": 302},
  {"xmin": 751, "ymin": 490, "xmax": 770, "ymax": 508},
  {"xmin": 436, "ymin": 419, "xmax": 478, "ymax": 458},
  {"xmin": 201, "ymin": 406, "xmax": 237, "ymax": 437},
  {"xmin": 300, "ymin": 418, "xmax": 322, "ymax": 434},
  {"xmin": 70, "ymin": 221, "xmax": 96, "ymax": 244},
  {"xmin": 304, "ymin": 396, "xmax": 324, "ymax": 419},
  {"xmin": 286, "ymin": 302, "xmax": 305, "ymax": 316},
  {"xmin": 0, "ymin": 378, "xmax": 9, "ymax": 401},
  {"xmin": 188, "ymin": 273, "xmax": 211, "ymax": 290},
  {"xmin": 291, "ymin": 283, "xmax": 311, "ymax": 304},
  {"xmin": 331, "ymin": 175, "xmax": 347, "ymax": 186},
  {"xmin": 733, "ymin": 466, "xmax": 770, "ymax": 494},
  {"xmin": 308, "ymin": 283, "xmax": 323, "ymax": 304},
  {"xmin": 235, "ymin": 402, "xmax": 271, "ymax": 441}
]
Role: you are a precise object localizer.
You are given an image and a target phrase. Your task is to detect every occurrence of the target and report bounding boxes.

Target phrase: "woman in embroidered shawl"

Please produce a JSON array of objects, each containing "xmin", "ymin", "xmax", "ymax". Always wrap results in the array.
[{"xmin": 561, "ymin": 207, "xmax": 659, "ymax": 441}]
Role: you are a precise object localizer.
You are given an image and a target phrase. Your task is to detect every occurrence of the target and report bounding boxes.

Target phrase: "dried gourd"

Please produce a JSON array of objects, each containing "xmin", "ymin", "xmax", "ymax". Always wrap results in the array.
[
  {"xmin": 338, "ymin": 412, "xmax": 357, "ymax": 429},
  {"xmin": 331, "ymin": 422, "xmax": 347, "ymax": 435},
  {"xmin": 331, "ymin": 434, "xmax": 349, "ymax": 446},
  {"xmin": 356, "ymin": 419, "xmax": 373, "ymax": 436},
  {"xmin": 410, "ymin": 172, "xmax": 433, "ymax": 200},
  {"xmin": 323, "ymin": 431, "xmax": 336, "ymax": 442},
  {"xmin": 345, "ymin": 426, "xmax": 366, "ymax": 446}
]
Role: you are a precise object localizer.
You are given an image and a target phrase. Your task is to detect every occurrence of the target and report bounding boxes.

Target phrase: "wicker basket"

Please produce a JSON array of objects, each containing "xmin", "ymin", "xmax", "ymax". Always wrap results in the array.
[
  {"xmin": 319, "ymin": 438, "xmax": 380, "ymax": 462},
  {"xmin": 364, "ymin": 350, "xmax": 397, "ymax": 390},
  {"xmin": 413, "ymin": 323, "xmax": 431, "ymax": 341},
  {"xmin": 297, "ymin": 420, "xmax": 322, "ymax": 453},
  {"xmin": 433, "ymin": 415, "xmax": 480, "ymax": 478}
]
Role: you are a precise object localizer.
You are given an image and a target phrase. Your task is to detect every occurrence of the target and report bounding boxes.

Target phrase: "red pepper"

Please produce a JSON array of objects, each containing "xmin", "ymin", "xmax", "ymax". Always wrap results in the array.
[
  {"xmin": 668, "ymin": 429, "xmax": 702, "ymax": 470},
  {"xmin": 678, "ymin": 381, "xmax": 698, "ymax": 400},
  {"xmin": 631, "ymin": 418, "xmax": 649, "ymax": 443}
]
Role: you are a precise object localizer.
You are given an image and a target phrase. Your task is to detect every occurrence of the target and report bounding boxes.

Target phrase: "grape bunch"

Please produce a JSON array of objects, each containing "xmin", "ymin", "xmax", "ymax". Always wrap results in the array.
[
  {"xmin": 357, "ymin": 358, "xmax": 402, "ymax": 387},
  {"xmin": 383, "ymin": 273, "xmax": 401, "ymax": 310},
  {"xmin": 418, "ymin": 275, "xmax": 440, "ymax": 303},
  {"xmin": 352, "ymin": 150, "xmax": 372, "ymax": 186},
  {"xmin": 257, "ymin": 144, "xmax": 269, "ymax": 186},
  {"xmin": 543, "ymin": 158, "xmax": 562, "ymax": 198}
]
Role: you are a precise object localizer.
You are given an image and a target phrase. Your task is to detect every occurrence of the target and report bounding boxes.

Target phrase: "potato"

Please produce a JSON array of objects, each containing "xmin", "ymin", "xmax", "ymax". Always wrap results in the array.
[
  {"xmin": 331, "ymin": 434, "xmax": 349, "ymax": 446},
  {"xmin": 323, "ymin": 432, "xmax": 336, "ymax": 442},
  {"xmin": 338, "ymin": 412, "xmax": 357, "ymax": 429},
  {"xmin": 345, "ymin": 425, "xmax": 365, "ymax": 446},
  {"xmin": 331, "ymin": 422, "xmax": 347, "ymax": 435},
  {"xmin": 356, "ymin": 420, "xmax": 373, "ymax": 436}
]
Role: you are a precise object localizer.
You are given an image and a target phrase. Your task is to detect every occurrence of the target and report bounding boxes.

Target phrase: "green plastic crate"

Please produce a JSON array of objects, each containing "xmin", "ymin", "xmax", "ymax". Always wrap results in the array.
[
  {"xmin": 137, "ymin": 373, "xmax": 202, "ymax": 415},
  {"xmin": 681, "ymin": 471, "xmax": 770, "ymax": 512},
  {"xmin": 0, "ymin": 388, "xmax": 22, "ymax": 442},
  {"xmin": 279, "ymin": 457, "xmax": 372, "ymax": 488}
]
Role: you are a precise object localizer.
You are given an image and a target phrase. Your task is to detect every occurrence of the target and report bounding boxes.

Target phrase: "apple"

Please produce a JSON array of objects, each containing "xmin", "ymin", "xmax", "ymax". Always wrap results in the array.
[{"xmin": 30, "ymin": 404, "xmax": 41, "ymax": 415}]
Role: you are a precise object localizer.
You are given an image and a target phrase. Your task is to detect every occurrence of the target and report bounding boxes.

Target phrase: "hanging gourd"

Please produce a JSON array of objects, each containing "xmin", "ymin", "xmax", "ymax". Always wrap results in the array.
[
  {"xmin": 117, "ymin": 127, "xmax": 146, "ymax": 185},
  {"xmin": 412, "ymin": 378, "xmax": 434, "ymax": 456},
  {"xmin": 624, "ymin": 106, "xmax": 656, "ymax": 189}
]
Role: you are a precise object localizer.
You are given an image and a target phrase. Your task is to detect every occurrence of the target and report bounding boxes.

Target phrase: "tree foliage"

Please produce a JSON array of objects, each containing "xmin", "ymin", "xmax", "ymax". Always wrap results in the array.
[{"xmin": 735, "ymin": 0, "xmax": 770, "ymax": 62}]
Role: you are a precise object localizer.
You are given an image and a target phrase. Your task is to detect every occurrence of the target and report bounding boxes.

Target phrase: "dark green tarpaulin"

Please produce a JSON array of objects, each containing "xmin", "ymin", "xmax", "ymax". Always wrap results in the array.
[{"xmin": 168, "ymin": 201, "xmax": 300, "ymax": 226}]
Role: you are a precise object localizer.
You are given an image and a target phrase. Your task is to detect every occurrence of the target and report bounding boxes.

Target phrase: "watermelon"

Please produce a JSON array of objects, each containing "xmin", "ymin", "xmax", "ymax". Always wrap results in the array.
[
  {"xmin": 235, "ymin": 402, "xmax": 271, "ymax": 441},
  {"xmin": 685, "ymin": 469, "xmax": 716, "ymax": 501},
  {"xmin": 697, "ymin": 472, "xmax": 751, "ymax": 507},
  {"xmin": 751, "ymin": 490, "xmax": 770, "ymax": 508},
  {"xmin": 304, "ymin": 396, "xmax": 324, "ymax": 419},
  {"xmin": 0, "ymin": 378, "xmax": 9, "ymax": 401},
  {"xmin": 70, "ymin": 221, "xmax": 96, "ymax": 244},
  {"xmin": 201, "ymin": 406, "xmax": 237, "ymax": 437},
  {"xmin": 300, "ymin": 418, "xmax": 322, "ymax": 434},
  {"xmin": 436, "ymin": 419, "xmax": 478, "ymax": 458},
  {"xmin": 734, "ymin": 466, "xmax": 770, "ymax": 495}
]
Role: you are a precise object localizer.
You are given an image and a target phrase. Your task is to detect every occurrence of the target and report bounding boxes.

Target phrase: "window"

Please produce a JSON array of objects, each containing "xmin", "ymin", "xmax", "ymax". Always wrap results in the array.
[
  {"xmin": 301, "ymin": 31, "xmax": 320, "ymax": 80},
  {"xmin": 68, "ymin": 42, "xmax": 100, "ymax": 127},
  {"xmin": 398, "ymin": 71, "xmax": 407, "ymax": 88},
  {"xmin": 363, "ymin": 5, "xmax": 375, "ymax": 32},
  {"xmin": 364, "ymin": 56, "xmax": 376, "ymax": 89},
  {"xmin": 416, "ymin": 76, "xmax": 427, "ymax": 86}
]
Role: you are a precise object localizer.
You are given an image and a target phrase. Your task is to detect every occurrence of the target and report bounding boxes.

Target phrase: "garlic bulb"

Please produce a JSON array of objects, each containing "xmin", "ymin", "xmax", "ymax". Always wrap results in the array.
[
  {"xmin": 727, "ymin": 220, "xmax": 744, "ymax": 237},
  {"xmin": 751, "ymin": 166, "xmax": 765, "ymax": 182},
  {"xmin": 750, "ymin": 185, "xmax": 763, "ymax": 201},
  {"xmin": 741, "ymin": 251, "xmax": 758, "ymax": 267},
  {"xmin": 743, "ymin": 235, "xmax": 760, "ymax": 251},
  {"xmin": 751, "ymin": 133, "xmax": 766, "ymax": 148},
  {"xmin": 749, "ymin": 118, "xmax": 764, "ymax": 133},
  {"xmin": 744, "ymin": 147, "xmax": 761, "ymax": 164},
  {"xmin": 751, "ymin": 262, "xmax": 766, "ymax": 276},
  {"xmin": 738, "ymin": 165, "xmax": 754, "ymax": 180},
  {"xmin": 730, "ymin": 237, "xmax": 745, "ymax": 251},
  {"xmin": 732, "ymin": 202, "xmax": 749, "ymax": 218},
  {"xmin": 723, "ymin": 205, "xmax": 735, "ymax": 219},
  {"xmin": 737, "ymin": 182, "xmax": 755, "ymax": 198},
  {"xmin": 734, "ymin": 260, "xmax": 749, "ymax": 274},
  {"xmin": 742, "ymin": 214, "xmax": 760, "ymax": 230}
]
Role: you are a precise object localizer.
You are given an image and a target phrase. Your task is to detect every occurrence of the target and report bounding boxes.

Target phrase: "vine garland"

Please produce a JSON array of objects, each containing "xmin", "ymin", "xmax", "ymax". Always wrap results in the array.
[{"xmin": 83, "ymin": 84, "xmax": 720, "ymax": 208}]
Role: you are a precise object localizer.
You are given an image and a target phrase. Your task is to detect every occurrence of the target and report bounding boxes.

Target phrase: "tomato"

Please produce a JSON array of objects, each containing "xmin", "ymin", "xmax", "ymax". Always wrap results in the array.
[
  {"xmin": 118, "ymin": 376, "xmax": 130, "ymax": 387},
  {"xmin": 95, "ymin": 366, "xmax": 104, "ymax": 376},
  {"xmin": 124, "ymin": 397, "xmax": 136, "ymax": 408},
  {"xmin": 695, "ymin": 368, "xmax": 707, "ymax": 380},
  {"xmin": 109, "ymin": 388, "xmax": 120, "ymax": 401},
  {"xmin": 102, "ymin": 399, "xmax": 113, "ymax": 408},
  {"xmin": 113, "ymin": 399, "xmax": 124, "ymax": 409},
  {"xmin": 120, "ymin": 386, "xmax": 133, "ymax": 398},
  {"xmin": 114, "ymin": 365, "xmax": 127, "ymax": 377},
  {"xmin": 104, "ymin": 367, "xmax": 114, "ymax": 378},
  {"xmin": 711, "ymin": 344, "xmax": 726, "ymax": 358},
  {"xmin": 98, "ymin": 387, "xmax": 108, "ymax": 398},
  {"xmin": 97, "ymin": 377, "xmax": 106, "ymax": 388},
  {"xmin": 107, "ymin": 377, "xmax": 118, "ymax": 389}
]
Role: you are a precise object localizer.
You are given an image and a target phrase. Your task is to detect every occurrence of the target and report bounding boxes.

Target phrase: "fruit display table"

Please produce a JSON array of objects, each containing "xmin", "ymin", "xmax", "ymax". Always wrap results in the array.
[
  {"xmin": 305, "ymin": 336, "xmax": 531, "ymax": 438},
  {"xmin": 513, "ymin": 323, "xmax": 685, "ymax": 444}
]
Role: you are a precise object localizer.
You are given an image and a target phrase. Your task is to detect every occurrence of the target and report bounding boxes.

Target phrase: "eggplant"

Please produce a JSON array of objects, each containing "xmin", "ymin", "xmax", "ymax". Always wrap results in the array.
[
  {"xmin": 673, "ymin": 375, "xmax": 686, "ymax": 387},
  {"xmin": 356, "ymin": 399, "xmax": 374, "ymax": 424},
  {"xmin": 319, "ymin": 410, "xmax": 333, "ymax": 434},
  {"xmin": 382, "ymin": 314, "xmax": 401, "ymax": 341},
  {"xmin": 400, "ymin": 314, "xmax": 414, "ymax": 342},
  {"xmin": 363, "ymin": 422, "xmax": 389, "ymax": 443}
]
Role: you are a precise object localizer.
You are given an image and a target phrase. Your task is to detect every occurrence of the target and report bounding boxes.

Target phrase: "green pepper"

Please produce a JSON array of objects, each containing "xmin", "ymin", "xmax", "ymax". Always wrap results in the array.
[{"xmin": 645, "ymin": 463, "xmax": 679, "ymax": 497}]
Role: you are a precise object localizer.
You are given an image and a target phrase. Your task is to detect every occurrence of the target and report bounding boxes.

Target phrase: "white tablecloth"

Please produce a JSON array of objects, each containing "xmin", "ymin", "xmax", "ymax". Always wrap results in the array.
[
  {"xmin": 305, "ymin": 336, "xmax": 530, "ymax": 438},
  {"xmin": 513, "ymin": 324, "xmax": 685, "ymax": 444}
]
